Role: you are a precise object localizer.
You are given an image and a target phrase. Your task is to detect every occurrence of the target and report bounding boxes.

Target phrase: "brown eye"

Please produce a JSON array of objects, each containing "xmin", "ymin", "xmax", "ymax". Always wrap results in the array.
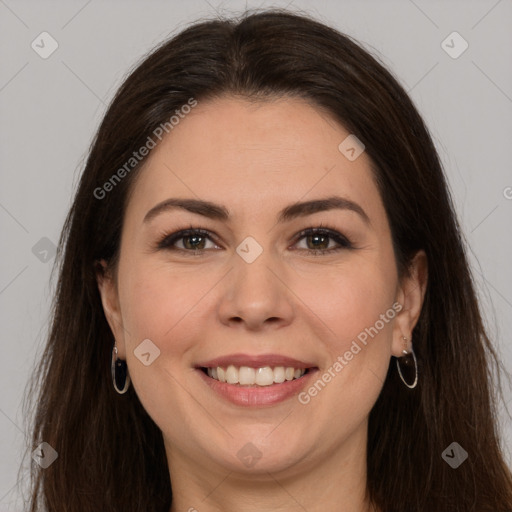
[
  {"xmin": 305, "ymin": 233, "xmax": 331, "ymax": 251},
  {"xmin": 156, "ymin": 226, "xmax": 353, "ymax": 255},
  {"xmin": 157, "ymin": 228, "xmax": 219, "ymax": 252},
  {"xmin": 181, "ymin": 233, "xmax": 207, "ymax": 250},
  {"xmin": 293, "ymin": 228, "xmax": 353, "ymax": 254}
]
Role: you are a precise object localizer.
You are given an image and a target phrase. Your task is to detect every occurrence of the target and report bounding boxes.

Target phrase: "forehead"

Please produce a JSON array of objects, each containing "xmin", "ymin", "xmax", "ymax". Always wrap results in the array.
[{"xmin": 124, "ymin": 96, "xmax": 384, "ymax": 227}]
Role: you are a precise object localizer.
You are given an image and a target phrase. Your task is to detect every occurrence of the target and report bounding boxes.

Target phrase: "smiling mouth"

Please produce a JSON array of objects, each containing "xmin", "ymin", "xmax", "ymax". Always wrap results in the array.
[{"xmin": 200, "ymin": 365, "xmax": 312, "ymax": 386}]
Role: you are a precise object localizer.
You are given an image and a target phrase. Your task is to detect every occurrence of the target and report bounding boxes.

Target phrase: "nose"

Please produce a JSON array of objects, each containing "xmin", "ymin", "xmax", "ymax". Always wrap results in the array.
[{"xmin": 216, "ymin": 246, "xmax": 295, "ymax": 332}]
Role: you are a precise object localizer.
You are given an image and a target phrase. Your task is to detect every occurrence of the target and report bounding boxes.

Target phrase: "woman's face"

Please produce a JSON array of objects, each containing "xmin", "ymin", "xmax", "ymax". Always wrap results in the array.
[{"xmin": 98, "ymin": 96, "xmax": 425, "ymax": 478}]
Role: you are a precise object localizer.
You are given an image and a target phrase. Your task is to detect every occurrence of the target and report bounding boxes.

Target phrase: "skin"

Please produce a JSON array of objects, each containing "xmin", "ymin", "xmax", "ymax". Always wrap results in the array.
[{"xmin": 97, "ymin": 96, "xmax": 427, "ymax": 512}]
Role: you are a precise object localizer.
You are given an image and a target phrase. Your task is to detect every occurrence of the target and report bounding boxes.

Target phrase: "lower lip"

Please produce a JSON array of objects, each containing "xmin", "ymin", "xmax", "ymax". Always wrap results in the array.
[{"xmin": 196, "ymin": 368, "xmax": 318, "ymax": 407}]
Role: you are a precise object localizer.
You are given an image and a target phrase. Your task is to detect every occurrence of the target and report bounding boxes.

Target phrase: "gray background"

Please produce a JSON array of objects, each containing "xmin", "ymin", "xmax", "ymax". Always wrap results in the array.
[{"xmin": 1, "ymin": 0, "xmax": 511, "ymax": 508}]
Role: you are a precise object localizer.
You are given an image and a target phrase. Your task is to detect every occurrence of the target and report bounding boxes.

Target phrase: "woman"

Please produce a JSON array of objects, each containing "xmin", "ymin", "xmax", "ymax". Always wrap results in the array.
[{"xmin": 24, "ymin": 8, "xmax": 512, "ymax": 512}]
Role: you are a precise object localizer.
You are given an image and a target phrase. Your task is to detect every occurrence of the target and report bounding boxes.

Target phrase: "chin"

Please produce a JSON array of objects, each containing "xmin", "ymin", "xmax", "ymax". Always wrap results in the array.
[{"xmin": 208, "ymin": 429, "xmax": 313, "ymax": 475}]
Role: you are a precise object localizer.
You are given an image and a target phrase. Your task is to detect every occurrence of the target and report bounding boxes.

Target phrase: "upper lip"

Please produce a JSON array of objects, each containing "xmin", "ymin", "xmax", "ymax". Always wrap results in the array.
[{"xmin": 196, "ymin": 353, "xmax": 317, "ymax": 369}]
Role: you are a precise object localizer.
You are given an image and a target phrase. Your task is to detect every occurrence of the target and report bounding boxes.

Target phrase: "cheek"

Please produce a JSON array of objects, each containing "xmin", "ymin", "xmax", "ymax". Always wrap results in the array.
[
  {"xmin": 293, "ymin": 252, "xmax": 398, "ymax": 358},
  {"xmin": 116, "ymin": 260, "xmax": 209, "ymax": 426},
  {"xmin": 118, "ymin": 259, "xmax": 208, "ymax": 349},
  {"xmin": 292, "ymin": 250, "xmax": 398, "ymax": 417},
  {"xmin": 119, "ymin": 239, "xmax": 398, "ymax": 357}
]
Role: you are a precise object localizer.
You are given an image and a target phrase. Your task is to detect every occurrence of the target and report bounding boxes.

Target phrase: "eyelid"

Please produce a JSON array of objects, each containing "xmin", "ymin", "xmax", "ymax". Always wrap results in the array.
[
  {"xmin": 291, "ymin": 225, "xmax": 353, "ymax": 250},
  {"xmin": 155, "ymin": 226, "xmax": 219, "ymax": 251},
  {"xmin": 155, "ymin": 223, "xmax": 354, "ymax": 253}
]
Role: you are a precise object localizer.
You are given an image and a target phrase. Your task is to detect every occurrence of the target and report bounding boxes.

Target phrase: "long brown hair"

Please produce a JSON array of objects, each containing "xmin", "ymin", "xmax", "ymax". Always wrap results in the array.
[{"xmin": 22, "ymin": 8, "xmax": 512, "ymax": 511}]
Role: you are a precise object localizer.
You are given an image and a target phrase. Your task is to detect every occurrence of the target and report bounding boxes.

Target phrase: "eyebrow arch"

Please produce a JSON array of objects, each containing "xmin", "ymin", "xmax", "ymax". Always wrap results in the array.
[{"xmin": 143, "ymin": 195, "xmax": 370, "ymax": 225}]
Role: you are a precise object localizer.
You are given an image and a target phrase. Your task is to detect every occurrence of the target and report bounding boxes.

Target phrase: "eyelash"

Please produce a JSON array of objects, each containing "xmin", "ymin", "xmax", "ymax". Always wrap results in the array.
[{"xmin": 155, "ymin": 223, "xmax": 354, "ymax": 256}]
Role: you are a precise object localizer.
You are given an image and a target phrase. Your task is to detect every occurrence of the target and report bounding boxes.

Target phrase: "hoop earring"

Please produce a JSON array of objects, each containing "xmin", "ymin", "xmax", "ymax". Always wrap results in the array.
[
  {"xmin": 396, "ymin": 336, "xmax": 418, "ymax": 389},
  {"xmin": 111, "ymin": 344, "xmax": 131, "ymax": 394}
]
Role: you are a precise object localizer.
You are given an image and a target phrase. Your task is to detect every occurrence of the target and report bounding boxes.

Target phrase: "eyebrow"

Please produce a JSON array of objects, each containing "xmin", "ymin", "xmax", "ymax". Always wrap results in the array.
[{"xmin": 143, "ymin": 195, "xmax": 370, "ymax": 225}]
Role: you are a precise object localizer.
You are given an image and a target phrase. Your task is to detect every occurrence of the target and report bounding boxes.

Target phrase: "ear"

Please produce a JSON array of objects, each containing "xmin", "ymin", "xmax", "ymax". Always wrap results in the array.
[
  {"xmin": 391, "ymin": 250, "xmax": 428, "ymax": 357},
  {"xmin": 96, "ymin": 260, "xmax": 127, "ymax": 358}
]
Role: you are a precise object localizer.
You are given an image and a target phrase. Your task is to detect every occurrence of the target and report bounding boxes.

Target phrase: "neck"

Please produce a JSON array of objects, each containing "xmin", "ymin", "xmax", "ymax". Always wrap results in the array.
[{"xmin": 167, "ymin": 424, "xmax": 378, "ymax": 512}]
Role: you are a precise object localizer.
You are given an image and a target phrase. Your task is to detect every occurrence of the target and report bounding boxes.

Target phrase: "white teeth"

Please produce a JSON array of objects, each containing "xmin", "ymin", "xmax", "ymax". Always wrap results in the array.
[
  {"xmin": 205, "ymin": 365, "xmax": 307, "ymax": 386},
  {"xmin": 255, "ymin": 367, "xmax": 274, "ymax": 386},
  {"xmin": 239, "ymin": 366, "xmax": 256, "ymax": 385},
  {"xmin": 273, "ymin": 366, "xmax": 285, "ymax": 383},
  {"xmin": 285, "ymin": 367, "xmax": 295, "ymax": 381},
  {"xmin": 225, "ymin": 365, "xmax": 238, "ymax": 384}
]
